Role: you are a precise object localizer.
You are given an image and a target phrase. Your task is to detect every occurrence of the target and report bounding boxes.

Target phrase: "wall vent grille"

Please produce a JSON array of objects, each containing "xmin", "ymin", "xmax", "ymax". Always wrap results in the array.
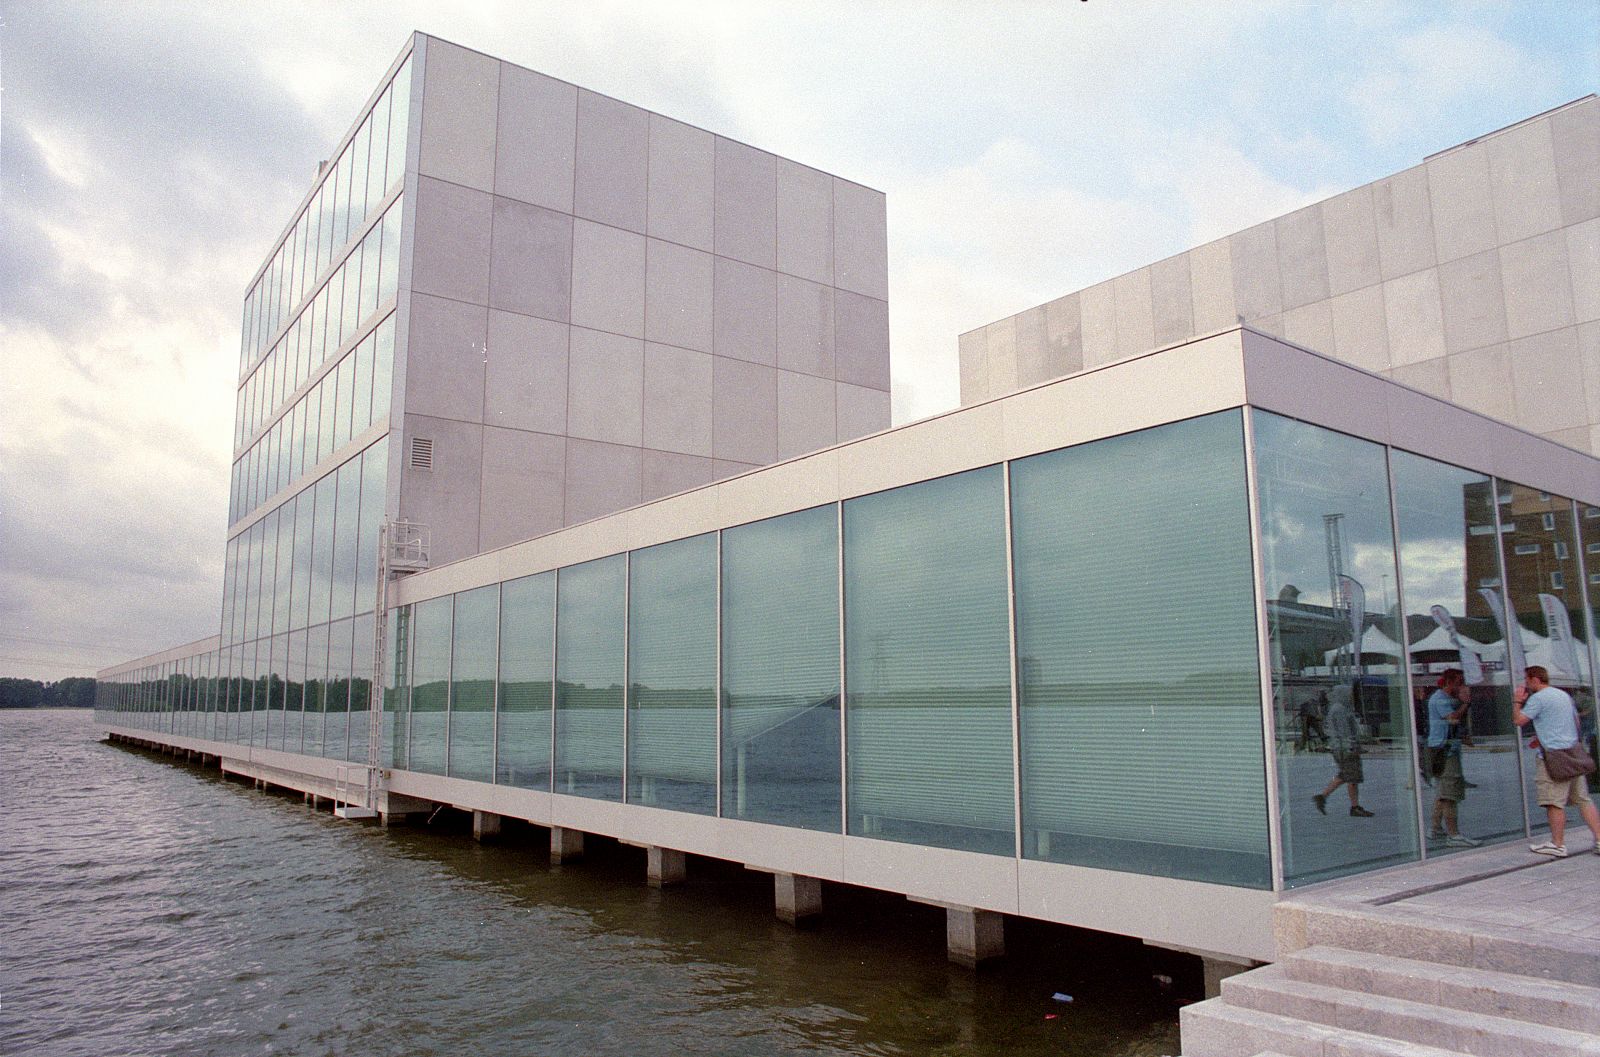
[{"xmin": 410, "ymin": 437, "xmax": 434, "ymax": 471}]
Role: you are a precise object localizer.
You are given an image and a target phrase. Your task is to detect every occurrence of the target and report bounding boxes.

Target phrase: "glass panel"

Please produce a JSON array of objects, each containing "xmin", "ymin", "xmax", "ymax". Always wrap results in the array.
[
  {"xmin": 1578, "ymin": 505, "xmax": 1600, "ymax": 797},
  {"xmin": 302, "ymin": 621, "xmax": 328, "ymax": 757},
  {"xmin": 330, "ymin": 457, "xmax": 361, "ymax": 622},
  {"xmin": 378, "ymin": 203, "xmax": 401, "ymax": 305},
  {"xmin": 309, "ymin": 473, "xmax": 336, "ymax": 627},
  {"xmin": 721, "ymin": 506, "xmax": 840, "ymax": 831},
  {"xmin": 627, "ymin": 534, "xmax": 717, "ymax": 814},
  {"xmin": 555, "ymin": 555, "xmax": 626, "ymax": 800},
  {"xmin": 317, "ymin": 375, "xmax": 336, "ymax": 463},
  {"xmin": 448, "ymin": 585, "xmax": 499, "ymax": 782},
  {"xmin": 283, "ymin": 629, "xmax": 304, "ymax": 754},
  {"xmin": 843, "ymin": 466, "xmax": 1014, "ymax": 855},
  {"xmin": 387, "ymin": 605, "xmax": 411, "ymax": 769},
  {"xmin": 272, "ymin": 496, "xmax": 295, "ymax": 636},
  {"xmin": 408, "ymin": 596, "xmax": 452, "ymax": 775},
  {"xmin": 354, "ymin": 440, "xmax": 387, "ymax": 613},
  {"xmin": 341, "ymin": 246, "xmax": 361, "ymax": 341},
  {"xmin": 497, "ymin": 572, "xmax": 554, "ymax": 789},
  {"xmin": 359, "ymin": 232, "xmax": 380, "ymax": 324},
  {"xmin": 1013, "ymin": 411, "xmax": 1268, "ymax": 886},
  {"xmin": 333, "ymin": 354, "xmax": 354, "ymax": 451},
  {"xmin": 367, "ymin": 89, "xmax": 390, "ymax": 210},
  {"xmin": 324, "ymin": 617, "xmax": 353, "ymax": 760},
  {"xmin": 387, "ymin": 57, "xmax": 411, "ymax": 192},
  {"xmin": 303, "ymin": 384, "xmax": 322, "ymax": 472},
  {"xmin": 1392, "ymin": 450, "xmax": 1525, "ymax": 851},
  {"xmin": 349, "ymin": 612, "xmax": 375, "ymax": 762},
  {"xmin": 257, "ymin": 511, "xmax": 278, "ymax": 640},
  {"xmin": 1253, "ymin": 411, "xmax": 1419, "ymax": 885},
  {"xmin": 1497, "ymin": 483, "xmax": 1589, "ymax": 826},
  {"xmin": 352, "ymin": 334, "xmax": 374, "ymax": 437},
  {"xmin": 372, "ymin": 314, "xmax": 394, "ymax": 426}
]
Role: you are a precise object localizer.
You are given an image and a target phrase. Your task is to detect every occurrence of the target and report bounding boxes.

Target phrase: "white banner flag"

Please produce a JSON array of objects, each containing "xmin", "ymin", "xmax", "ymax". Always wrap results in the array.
[
  {"xmin": 1479, "ymin": 587, "xmax": 1526, "ymax": 679},
  {"xmin": 1538, "ymin": 593, "xmax": 1582, "ymax": 677},
  {"xmin": 1430, "ymin": 604, "xmax": 1484, "ymax": 685},
  {"xmin": 1339, "ymin": 575, "xmax": 1365, "ymax": 672}
]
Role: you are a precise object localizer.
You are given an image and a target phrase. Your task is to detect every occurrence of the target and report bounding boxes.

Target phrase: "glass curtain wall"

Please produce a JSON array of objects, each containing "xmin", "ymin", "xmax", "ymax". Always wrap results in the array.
[
  {"xmin": 1580, "ymin": 505, "xmax": 1600, "ymax": 794},
  {"xmin": 627, "ymin": 535, "xmax": 718, "ymax": 814},
  {"xmin": 555, "ymin": 556, "xmax": 626, "ymax": 800},
  {"xmin": 720, "ymin": 506, "xmax": 841, "ymax": 831},
  {"xmin": 408, "ymin": 597, "xmax": 452, "ymax": 775},
  {"xmin": 496, "ymin": 573, "xmax": 555, "ymax": 789},
  {"xmin": 448, "ymin": 585, "xmax": 499, "ymax": 782},
  {"xmin": 842, "ymin": 467, "xmax": 1015, "ymax": 856},
  {"xmin": 1253, "ymin": 411, "xmax": 1419, "ymax": 885},
  {"xmin": 1011, "ymin": 411, "xmax": 1269, "ymax": 887},
  {"xmin": 1390, "ymin": 452, "xmax": 1525, "ymax": 851}
]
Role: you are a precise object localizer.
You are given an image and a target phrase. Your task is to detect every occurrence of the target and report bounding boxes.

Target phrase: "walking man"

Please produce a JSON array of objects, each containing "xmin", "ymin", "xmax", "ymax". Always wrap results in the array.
[
  {"xmin": 1514, "ymin": 666, "xmax": 1600, "ymax": 858},
  {"xmin": 1427, "ymin": 669, "xmax": 1479, "ymax": 847}
]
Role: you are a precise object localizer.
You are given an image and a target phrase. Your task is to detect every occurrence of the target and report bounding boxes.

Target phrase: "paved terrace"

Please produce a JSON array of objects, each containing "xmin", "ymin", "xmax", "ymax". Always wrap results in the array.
[{"xmin": 1184, "ymin": 831, "xmax": 1600, "ymax": 1056}]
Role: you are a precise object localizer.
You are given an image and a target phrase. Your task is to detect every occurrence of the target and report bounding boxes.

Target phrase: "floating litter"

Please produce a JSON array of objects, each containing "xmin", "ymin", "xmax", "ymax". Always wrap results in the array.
[
  {"xmin": 1051, "ymin": 992, "xmax": 1073, "ymax": 1003},
  {"xmin": 1044, "ymin": 1013, "xmax": 1059, "ymax": 1020}
]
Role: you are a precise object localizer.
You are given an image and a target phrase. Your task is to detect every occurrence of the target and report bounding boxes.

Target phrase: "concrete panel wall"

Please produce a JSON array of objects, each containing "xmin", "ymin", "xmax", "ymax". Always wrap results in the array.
[
  {"xmin": 400, "ymin": 34, "xmax": 889, "ymax": 564},
  {"xmin": 959, "ymin": 96, "xmax": 1600, "ymax": 457}
]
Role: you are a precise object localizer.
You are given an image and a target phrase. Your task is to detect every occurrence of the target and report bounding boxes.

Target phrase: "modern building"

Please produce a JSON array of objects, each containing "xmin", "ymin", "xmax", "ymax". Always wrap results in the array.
[{"xmin": 97, "ymin": 41, "xmax": 1600, "ymax": 976}]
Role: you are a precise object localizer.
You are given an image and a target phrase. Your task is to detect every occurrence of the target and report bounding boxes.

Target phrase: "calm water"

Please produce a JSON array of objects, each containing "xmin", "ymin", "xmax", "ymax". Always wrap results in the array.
[{"xmin": 1, "ymin": 710, "xmax": 1186, "ymax": 1056}]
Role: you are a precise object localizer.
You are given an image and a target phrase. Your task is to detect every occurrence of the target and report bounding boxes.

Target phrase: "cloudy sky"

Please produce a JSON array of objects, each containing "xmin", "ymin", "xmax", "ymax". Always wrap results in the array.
[{"xmin": 2, "ymin": 1, "xmax": 1596, "ymax": 681}]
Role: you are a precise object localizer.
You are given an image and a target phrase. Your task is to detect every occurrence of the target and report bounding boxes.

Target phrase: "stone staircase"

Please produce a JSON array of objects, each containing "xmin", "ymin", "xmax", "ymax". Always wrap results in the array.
[{"xmin": 1181, "ymin": 885, "xmax": 1600, "ymax": 1056}]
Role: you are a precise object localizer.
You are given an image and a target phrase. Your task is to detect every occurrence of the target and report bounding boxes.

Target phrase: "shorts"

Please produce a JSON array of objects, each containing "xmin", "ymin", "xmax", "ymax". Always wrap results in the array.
[
  {"xmin": 1535, "ymin": 756, "xmax": 1595, "ymax": 809},
  {"xmin": 1333, "ymin": 750, "xmax": 1363, "ymax": 784},
  {"xmin": 1434, "ymin": 751, "xmax": 1465, "ymax": 803}
]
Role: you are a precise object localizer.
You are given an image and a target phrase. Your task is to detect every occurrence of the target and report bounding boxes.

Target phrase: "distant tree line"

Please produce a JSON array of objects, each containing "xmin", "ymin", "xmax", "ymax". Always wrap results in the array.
[{"xmin": 0, "ymin": 677, "xmax": 96, "ymax": 709}]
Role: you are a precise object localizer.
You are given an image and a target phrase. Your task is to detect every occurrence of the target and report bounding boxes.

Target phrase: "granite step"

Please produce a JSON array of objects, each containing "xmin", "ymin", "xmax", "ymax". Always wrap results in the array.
[
  {"xmin": 1221, "ymin": 963, "xmax": 1600, "ymax": 1057},
  {"xmin": 1282, "ymin": 945, "xmax": 1600, "ymax": 1035},
  {"xmin": 1180, "ymin": 998, "xmax": 1466, "ymax": 1057}
]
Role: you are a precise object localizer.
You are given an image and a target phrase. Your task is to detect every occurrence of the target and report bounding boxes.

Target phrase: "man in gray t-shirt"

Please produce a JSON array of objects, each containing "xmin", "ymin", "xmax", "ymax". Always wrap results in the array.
[{"xmin": 1514, "ymin": 665, "xmax": 1600, "ymax": 858}]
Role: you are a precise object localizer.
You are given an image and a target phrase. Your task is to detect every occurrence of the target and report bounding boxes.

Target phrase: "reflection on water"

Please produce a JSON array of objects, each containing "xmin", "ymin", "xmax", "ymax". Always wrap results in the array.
[{"xmin": 1, "ymin": 711, "xmax": 1185, "ymax": 1057}]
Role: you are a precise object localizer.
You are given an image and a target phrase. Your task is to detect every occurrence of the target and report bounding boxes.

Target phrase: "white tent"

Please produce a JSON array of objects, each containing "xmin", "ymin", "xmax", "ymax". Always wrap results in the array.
[{"xmin": 1323, "ymin": 624, "xmax": 1404, "ymax": 663}]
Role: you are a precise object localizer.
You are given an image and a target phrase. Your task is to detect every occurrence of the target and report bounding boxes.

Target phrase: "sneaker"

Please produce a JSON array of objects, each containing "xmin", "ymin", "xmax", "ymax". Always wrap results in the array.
[
  {"xmin": 1350, "ymin": 806, "xmax": 1375, "ymax": 817},
  {"xmin": 1445, "ymin": 834, "xmax": 1482, "ymax": 847},
  {"xmin": 1313, "ymin": 794, "xmax": 1327, "ymax": 815},
  {"xmin": 1428, "ymin": 828, "xmax": 1448, "ymax": 840},
  {"xmin": 1529, "ymin": 841, "xmax": 1568, "ymax": 858}
]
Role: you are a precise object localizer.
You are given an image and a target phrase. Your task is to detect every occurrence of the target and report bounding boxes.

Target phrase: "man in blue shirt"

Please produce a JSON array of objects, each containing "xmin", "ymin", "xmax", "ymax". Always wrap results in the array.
[
  {"xmin": 1425, "ymin": 669, "xmax": 1479, "ymax": 847},
  {"xmin": 1514, "ymin": 665, "xmax": 1600, "ymax": 858}
]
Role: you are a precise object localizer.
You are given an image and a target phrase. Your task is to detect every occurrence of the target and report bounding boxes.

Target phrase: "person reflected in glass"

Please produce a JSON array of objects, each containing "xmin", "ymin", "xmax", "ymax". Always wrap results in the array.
[
  {"xmin": 1514, "ymin": 666, "xmax": 1600, "ymax": 858},
  {"xmin": 1426, "ymin": 669, "xmax": 1480, "ymax": 847},
  {"xmin": 1313, "ymin": 683, "xmax": 1373, "ymax": 817},
  {"xmin": 1297, "ymin": 690, "xmax": 1327, "ymax": 752}
]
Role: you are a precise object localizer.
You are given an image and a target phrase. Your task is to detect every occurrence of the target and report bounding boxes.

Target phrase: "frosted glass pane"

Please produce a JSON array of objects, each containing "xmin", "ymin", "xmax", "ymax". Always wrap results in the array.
[
  {"xmin": 448, "ymin": 584, "xmax": 499, "ymax": 783},
  {"xmin": 497, "ymin": 573, "xmax": 554, "ymax": 789},
  {"xmin": 555, "ymin": 556, "xmax": 625, "ymax": 801},
  {"xmin": 408, "ymin": 596, "xmax": 451, "ymax": 775}
]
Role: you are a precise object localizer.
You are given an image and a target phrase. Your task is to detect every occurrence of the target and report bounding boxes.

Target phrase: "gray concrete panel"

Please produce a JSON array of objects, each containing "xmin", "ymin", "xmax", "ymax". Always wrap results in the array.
[
  {"xmin": 484, "ymin": 309, "xmax": 567, "ymax": 436},
  {"xmin": 1499, "ymin": 229, "xmax": 1574, "ymax": 339},
  {"xmin": 1112, "ymin": 267, "xmax": 1155, "ymax": 357},
  {"xmin": 1189, "ymin": 238, "xmax": 1238, "ymax": 332},
  {"xmin": 1487, "ymin": 117, "xmax": 1563, "ymax": 245},
  {"xmin": 1149, "ymin": 255, "xmax": 1194, "ymax": 347},
  {"xmin": 1426, "ymin": 142, "xmax": 1498, "ymax": 264},
  {"xmin": 1436, "ymin": 249, "xmax": 1507, "ymax": 355},
  {"xmin": 404, "ymin": 292, "xmax": 488, "ymax": 424},
  {"xmin": 488, "ymin": 196, "xmax": 572, "ymax": 323},
  {"xmin": 1044, "ymin": 293, "xmax": 1084, "ymax": 376},
  {"xmin": 642, "ymin": 342, "xmax": 713, "ymax": 457},
  {"xmin": 776, "ymin": 274, "xmax": 835, "ymax": 378},
  {"xmin": 399, "ymin": 413, "xmax": 483, "ymax": 563},
  {"xmin": 1229, "ymin": 222, "xmax": 1282, "ymax": 320},
  {"xmin": 570, "ymin": 220, "xmax": 646, "ymax": 339},
  {"xmin": 566, "ymin": 327, "xmax": 644, "ymax": 447},
  {"xmin": 1282, "ymin": 301, "xmax": 1334, "ymax": 356},
  {"xmin": 835, "ymin": 291, "xmax": 891, "ymax": 390},
  {"xmin": 647, "ymin": 115, "xmax": 714, "ymax": 252},
  {"xmin": 1382, "ymin": 268, "xmax": 1446, "ymax": 367},
  {"xmin": 479, "ymin": 426, "xmax": 565, "ymax": 550},
  {"xmin": 644, "ymin": 239, "xmax": 713, "ymax": 353},
  {"xmin": 712, "ymin": 256, "xmax": 777, "ymax": 366},
  {"xmin": 574, "ymin": 90, "xmax": 649, "ymax": 233},
  {"xmin": 958, "ymin": 328, "xmax": 987, "ymax": 405},
  {"xmin": 712, "ymin": 458, "xmax": 763, "ymax": 480},
  {"xmin": 1567, "ymin": 217, "xmax": 1599, "ymax": 324},
  {"xmin": 984, "ymin": 313, "xmax": 1018, "ymax": 395},
  {"xmin": 836, "ymin": 381, "xmax": 890, "ymax": 443},
  {"xmin": 417, "ymin": 38, "xmax": 499, "ymax": 193},
  {"xmin": 833, "ymin": 178, "xmax": 889, "ymax": 301},
  {"xmin": 1446, "ymin": 343, "xmax": 1516, "ymax": 424},
  {"xmin": 1322, "ymin": 186, "xmax": 1382, "ymax": 297},
  {"xmin": 1373, "ymin": 165, "xmax": 1437, "ymax": 281},
  {"xmin": 777, "ymin": 369, "xmax": 836, "ymax": 460},
  {"xmin": 1014, "ymin": 305, "xmax": 1052, "ymax": 387},
  {"xmin": 564, "ymin": 438, "xmax": 642, "ymax": 526},
  {"xmin": 1275, "ymin": 205, "xmax": 1330, "ymax": 310},
  {"xmin": 712, "ymin": 356, "xmax": 777, "ymax": 464},
  {"xmin": 1328, "ymin": 284, "xmax": 1391, "ymax": 373},
  {"xmin": 1509, "ymin": 327, "xmax": 1588, "ymax": 434},
  {"xmin": 714, "ymin": 138, "xmax": 777, "ymax": 269},
  {"xmin": 776, "ymin": 159, "xmax": 834, "ymax": 286},
  {"xmin": 494, "ymin": 64, "xmax": 577, "ymax": 213},
  {"xmin": 1580, "ymin": 321, "xmax": 1600, "ymax": 429},
  {"xmin": 1080, "ymin": 279, "xmax": 1118, "ymax": 366},
  {"xmin": 1386, "ymin": 357, "xmax": 1451, "ymax": 402},
  {"xmin": 1550, "ymin": 99, "xmax": 1599, "ymax": 226},
  {"xmin": 410, "ymin": 176, "xmax": 492, "ymax": 306},
  {"xmin": 642, "ymin": 449, "xmax": 717, "ymax": 502}
]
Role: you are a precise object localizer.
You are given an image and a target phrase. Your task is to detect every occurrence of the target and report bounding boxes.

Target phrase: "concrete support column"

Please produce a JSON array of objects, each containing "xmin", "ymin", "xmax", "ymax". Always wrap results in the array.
[
  {"xmin": 1201, "ymin": 955, "xmax": 1255, "ymax": 999},
  {"xmin": 773, "ymin": 873, "xmax": 823, "ymax": 924},
  {"xmin": 946, "ymin": 907, "xmax": 1005, "ymax": 967},
  {"xmin": 472, "ymin": 810, "xmax": 503, "ymax": 842},
  {"xmin": 550, "ymin": 826, "xmax": 585, "ymax": 864},
  {"xmin": 647, "ymin": 846, "xmax": 686, "ymax": 887}
]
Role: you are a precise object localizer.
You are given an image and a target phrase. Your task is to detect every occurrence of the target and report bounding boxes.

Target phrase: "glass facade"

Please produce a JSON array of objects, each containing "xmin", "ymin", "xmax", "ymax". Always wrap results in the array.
[{"xmin": 555, "ymin": 556, "xmax": 627, "ymax": 801}]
